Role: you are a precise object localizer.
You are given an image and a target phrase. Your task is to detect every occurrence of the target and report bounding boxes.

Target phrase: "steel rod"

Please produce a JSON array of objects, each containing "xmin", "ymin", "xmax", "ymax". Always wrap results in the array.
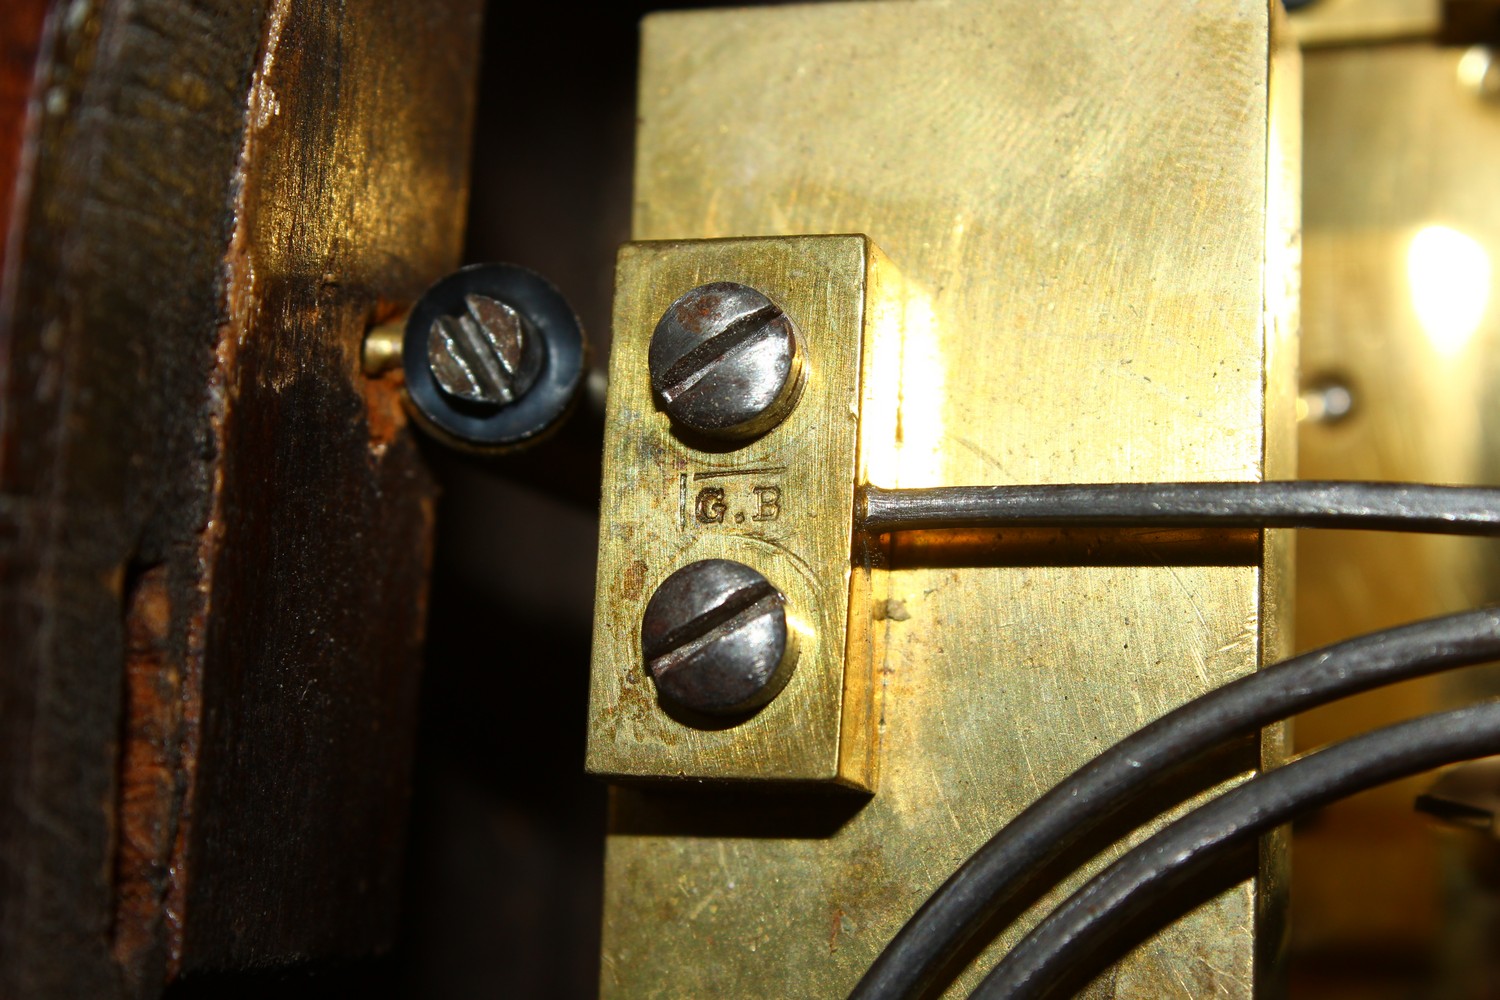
[
  {"xmin": 969, "ymin": 702, "xmax": 1500, "ymax": 1000},
  {"xmin": 849, "ymin": 609, "xmax": 1500, "ymax": 1000},
  {"xmin": 860, "ymin": 481, "xmax": 1500, "ymax": 536}
]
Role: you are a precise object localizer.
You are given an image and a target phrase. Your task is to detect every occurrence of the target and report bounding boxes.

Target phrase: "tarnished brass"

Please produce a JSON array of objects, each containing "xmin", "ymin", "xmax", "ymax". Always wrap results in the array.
[
  {"xmin": 587, "ymin": 235, "xmax": 896, "ymax": 789},
  {"xmin": 597, "ymin": 1, "xmax": 1298, "ymax": 997},
  {"xmin": 362, "ymin": 318, "xmax": 406, "ymax": 376}
]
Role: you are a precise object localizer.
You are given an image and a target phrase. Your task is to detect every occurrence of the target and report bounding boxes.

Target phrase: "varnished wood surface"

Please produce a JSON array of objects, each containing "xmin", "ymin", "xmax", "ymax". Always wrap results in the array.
[
  {"xmin": 0, "ymin": 1, "xmax": 480, "ymax": 995},
  {"xmin": 0, "ymin": 0, "xmax": 47, "ymax": 276}
]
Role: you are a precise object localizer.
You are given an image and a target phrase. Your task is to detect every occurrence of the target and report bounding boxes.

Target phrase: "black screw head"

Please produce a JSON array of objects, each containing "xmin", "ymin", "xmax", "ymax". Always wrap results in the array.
[
  {"xmin": 640, "ymin": 558, "xmax": 797, "ymax": 717},
  {"xmin": 403, "ymin": 263, "xmax": 586, "ymax": 450},
  {"xmin": 648, "ymin": 282, "xmax": 805, "ymax": 441}
]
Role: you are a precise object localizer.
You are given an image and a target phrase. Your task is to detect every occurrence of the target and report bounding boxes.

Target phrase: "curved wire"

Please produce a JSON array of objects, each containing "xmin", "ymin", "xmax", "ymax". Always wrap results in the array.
[
  {"xmin": 969, "ymin": 701, "xmax": 1500, "ymax": 1000},
  {"xmin": 860, "ymin": 481, "xmax": 1500, "ymax": 535},
  {"xmin": 848, "ymin": 608, "xmax": 1500, "ymax": 1000}
]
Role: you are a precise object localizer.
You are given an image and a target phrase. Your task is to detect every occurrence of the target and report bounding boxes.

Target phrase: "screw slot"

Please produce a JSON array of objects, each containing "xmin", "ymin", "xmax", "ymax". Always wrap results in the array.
[
  {"xmin": 401, "ymin": 263, "xmax": 587, "ymax": 450},
  {"xmin": 427, "ymin": 294, "xmax": 545, "ymax": 407},
  {"xmin": 648, "ymin": 282, "xmax": 806, "ymax": 442},
  {"xmin": 640, "ymin": 558, "xmax": 798, "ymax": 718}
]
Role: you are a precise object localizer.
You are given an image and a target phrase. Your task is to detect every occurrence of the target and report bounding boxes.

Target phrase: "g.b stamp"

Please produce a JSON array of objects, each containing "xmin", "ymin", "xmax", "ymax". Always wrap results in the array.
[{"xmin": 678, "ymin": 468, "xmax": 786, "ymax": 528}]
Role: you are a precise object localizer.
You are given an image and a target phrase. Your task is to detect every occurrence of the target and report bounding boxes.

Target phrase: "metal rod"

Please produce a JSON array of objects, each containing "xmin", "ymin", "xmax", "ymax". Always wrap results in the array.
[
  {"xmin": 848, "ymin": 608, "xmax": 1500, "ymax": 1000},
  {"xmin": 969, "ymin": 701, "xmax": 1500, "ymax": 1000},
  {"xmin": 860, "ymin": 481, "xmax": 1500, "ymax": 536}
]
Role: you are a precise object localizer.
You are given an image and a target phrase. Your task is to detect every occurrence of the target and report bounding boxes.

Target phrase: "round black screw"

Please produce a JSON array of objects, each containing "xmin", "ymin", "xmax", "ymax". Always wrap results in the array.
[
  {"xmin": 648, "ymin": 282, "xmax": 805, "ymax": 442},
  {"xmin": 427, "ymin": 293, "xmax": 544, "ymax": 406},
  {"xmin": 640, "ymin": 558, "xmax": 798, "ymax": 717},
  {"xmin": 402, "ymin": 263, "xmax": 586, "ymax": 450}
]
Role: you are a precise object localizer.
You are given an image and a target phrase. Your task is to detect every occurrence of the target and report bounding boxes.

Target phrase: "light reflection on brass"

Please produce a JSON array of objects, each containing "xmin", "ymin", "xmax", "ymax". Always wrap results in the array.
[
  {"xmin": 1406, "ymin": 225, "xmax": 1492, "ymax": 357},
  {"xmin": 862, "ymin": 286, "xmax": 945, "ymax": 489},
  {"xmin": 1457, "ymin": 45, "xmax": 1500, "ymax": 102}
]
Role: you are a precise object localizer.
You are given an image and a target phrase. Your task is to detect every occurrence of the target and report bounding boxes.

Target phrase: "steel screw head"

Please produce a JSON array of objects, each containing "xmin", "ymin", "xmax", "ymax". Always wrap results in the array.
[
  {"xmin": 403, "ymin": 263, "xmax": 587, "ymax": 450},
  {"xmin": 427, "ymin": 293, "xmax": 545, "ymax": 407},
  {"xmin": 648, "ymin": 282, "xmax": 805, "ymax": 441},
  {"xmin": 640, "ymin": 558, "xmax": 797, "ymax": 717}
]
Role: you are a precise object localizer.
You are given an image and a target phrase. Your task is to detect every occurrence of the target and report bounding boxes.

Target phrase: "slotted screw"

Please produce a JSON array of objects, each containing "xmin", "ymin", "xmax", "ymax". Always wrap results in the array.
[
  {"xmin": 640, "ymin": 558, "xmax": 797, "ymax": 717},
  {"xmin": 427, "ymin": 293, "xmax": 545, "ymax": 407},
  {"xmin": 648, "ymin": 282, "xmax": 805, "ymax": 441}
]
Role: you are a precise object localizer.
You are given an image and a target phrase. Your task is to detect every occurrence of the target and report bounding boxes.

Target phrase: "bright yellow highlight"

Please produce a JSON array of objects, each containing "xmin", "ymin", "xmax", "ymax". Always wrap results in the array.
[
  {"xmin": 1407, "ymin": 225, "xmax": 1491, "ymax": 357},
  {"xmin": 862, "ymin": 283, "xmax": 945, "ymax": 489}
]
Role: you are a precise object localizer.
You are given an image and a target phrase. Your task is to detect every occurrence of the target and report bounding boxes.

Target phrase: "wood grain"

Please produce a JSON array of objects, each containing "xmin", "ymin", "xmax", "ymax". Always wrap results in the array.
[
  {"xmin": 0, "ymin": 0, "xmax": 47, "ymax": 276},
  {"xmin": 0, "ymin": 0, "xmax": 480, "ymax": 994}
]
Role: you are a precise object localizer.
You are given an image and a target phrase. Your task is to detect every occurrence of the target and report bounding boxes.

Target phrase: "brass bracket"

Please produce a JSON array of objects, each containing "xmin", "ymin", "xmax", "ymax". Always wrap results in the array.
[{"xmin": 586, "ymin": 235, "xmax": 899, "ymax": 790}]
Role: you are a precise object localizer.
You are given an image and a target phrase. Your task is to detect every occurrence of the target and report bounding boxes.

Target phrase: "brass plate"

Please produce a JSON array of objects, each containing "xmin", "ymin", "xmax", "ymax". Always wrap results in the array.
[
  {"xmin": 587, "ymin": 235, "xmax": 894, "ymax": 789},
  {"xmin": 601, "ymin": 1, "xmax": 1298, "ymax": 996},
  {"xmin": 1292, "ymin": 43, "xmax": 1500, "ymax": 995},
  {"xmin": 1289, "ymin": 0, "xmax": 1439, "ymax": 47}
]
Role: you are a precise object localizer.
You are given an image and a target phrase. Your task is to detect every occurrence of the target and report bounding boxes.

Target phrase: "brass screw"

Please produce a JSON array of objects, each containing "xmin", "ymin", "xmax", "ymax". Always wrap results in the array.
[{"xmin": 362, "ymin": 318, "xmax": 406, "ymax": 377}]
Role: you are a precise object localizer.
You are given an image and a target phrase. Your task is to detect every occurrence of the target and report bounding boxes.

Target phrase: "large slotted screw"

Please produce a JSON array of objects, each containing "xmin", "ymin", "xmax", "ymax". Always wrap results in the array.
[
  {"xmin": 640, "ymin": 558, "xmax": 798, "ymax": 717},
  {"xmin": 647, "ymin": 282, "xmax": 805, "ymax": 441},
  {"xmin": 427, "ymin": 293, "xmax": 545, "ymax": 407}
]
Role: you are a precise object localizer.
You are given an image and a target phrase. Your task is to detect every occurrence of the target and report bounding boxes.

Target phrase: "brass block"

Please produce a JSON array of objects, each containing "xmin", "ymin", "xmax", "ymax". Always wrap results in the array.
[{"xmin": 586, "ymin": 235, "xmax": 895, "ymax": 789}]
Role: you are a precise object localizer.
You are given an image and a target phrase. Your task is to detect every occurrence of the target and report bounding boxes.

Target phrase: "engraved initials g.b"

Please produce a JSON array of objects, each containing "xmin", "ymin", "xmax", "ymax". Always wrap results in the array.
[{"xmin": 694, "ymin": 483, "xmax": 782, "ymax": 525}]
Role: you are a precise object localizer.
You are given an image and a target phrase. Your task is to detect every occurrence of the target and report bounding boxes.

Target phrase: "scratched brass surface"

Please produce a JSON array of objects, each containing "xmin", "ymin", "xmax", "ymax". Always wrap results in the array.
[
  {"xmin": 1292, "ymin": 44, "xmax": 1500, "ymax": 996},
  {"xmin": 600, "ymin": 2, "xmax": 1298, "ymax": 997},
  {"xmin": 587, "ymin": 235, "xmax": 893, "ymax": 788}
]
